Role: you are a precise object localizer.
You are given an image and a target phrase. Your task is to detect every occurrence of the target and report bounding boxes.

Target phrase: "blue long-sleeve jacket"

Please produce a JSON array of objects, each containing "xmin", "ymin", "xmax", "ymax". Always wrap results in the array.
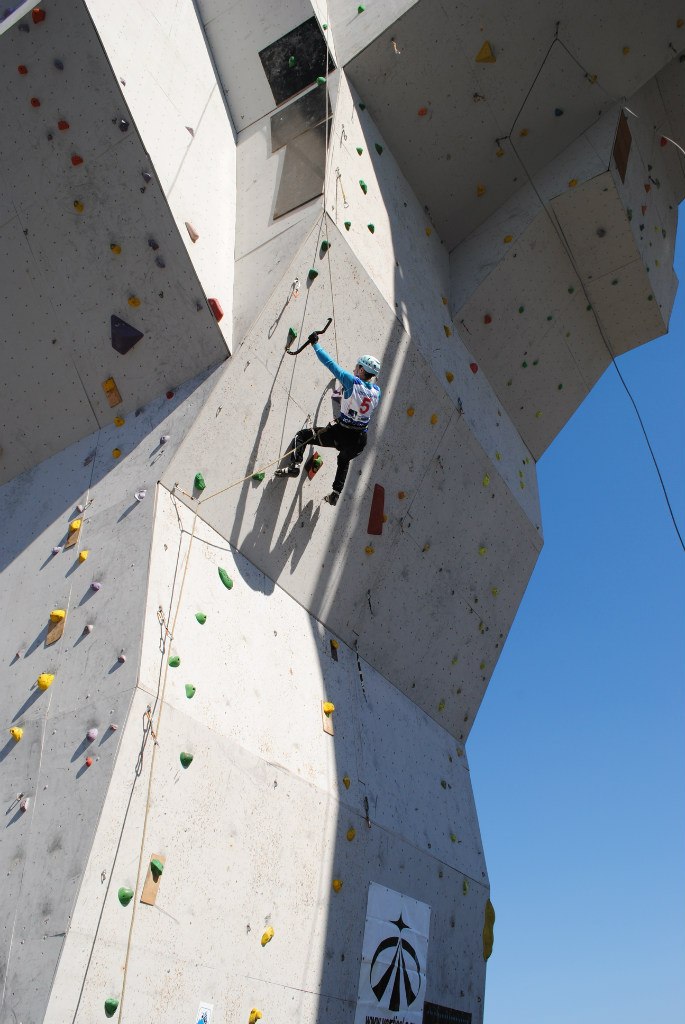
[{"xmin": 312, "ymin": 342, "xmax": 381, "ymax": 429}]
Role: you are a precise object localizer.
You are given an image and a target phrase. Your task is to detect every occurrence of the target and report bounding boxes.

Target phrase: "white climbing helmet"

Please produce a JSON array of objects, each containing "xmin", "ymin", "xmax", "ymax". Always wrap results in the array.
[{"xmin": 358, "ymin": 354, "xmax": 381, "ymax": 377}]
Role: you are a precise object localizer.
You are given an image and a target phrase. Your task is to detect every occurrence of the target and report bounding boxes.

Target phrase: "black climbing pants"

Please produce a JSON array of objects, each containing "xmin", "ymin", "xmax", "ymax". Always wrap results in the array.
[{"xmin": 291, "ymin": 422, "xmax": 368, "ymax": 494}]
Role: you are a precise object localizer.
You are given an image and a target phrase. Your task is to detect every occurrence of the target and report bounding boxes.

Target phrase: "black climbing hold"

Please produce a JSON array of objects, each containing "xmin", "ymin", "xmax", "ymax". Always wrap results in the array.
[
  {"xmin": 375, "ymin": 143, "xmax": 383, "ymax": 155},
  {"xmin": 148, "ymin": 238, "xmax": 159, "ymax": 250},
  {"xmin": 53, "ymin": 59, "xmax": 64, "ymax": 70},
  {"xmin": 155, "ymin": 256, "xmax": 165, "ymax": 268},
  {"xmin": 118, "ymin": 119, "xmax": 129, "ymax": 132},
  {"xmin": 111, "ymin": 316, "xmax": 144, "ymax": 356},
  {"xmin": 142, "ymin": 171, "xmax": 152, "ymax": 183}
]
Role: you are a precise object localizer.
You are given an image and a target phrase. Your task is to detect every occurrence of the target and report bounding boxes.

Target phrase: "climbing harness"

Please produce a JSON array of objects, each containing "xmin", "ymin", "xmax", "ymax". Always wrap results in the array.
[{"xmin": 285, "ymin": 316, "xmax": 332, "ymax": 355}]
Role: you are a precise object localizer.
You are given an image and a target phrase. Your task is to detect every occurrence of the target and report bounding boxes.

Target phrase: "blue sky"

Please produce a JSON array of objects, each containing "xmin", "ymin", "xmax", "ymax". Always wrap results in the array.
[{"xmin": 469, "ymin": 232, "xmax": 685, "ymax": 1022}]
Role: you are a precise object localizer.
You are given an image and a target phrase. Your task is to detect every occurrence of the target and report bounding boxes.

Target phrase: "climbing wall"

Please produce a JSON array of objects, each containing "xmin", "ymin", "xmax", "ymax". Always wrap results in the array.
[
  {"xmin": 0, "ymin": 371, "xmax": 216, "ymax": 1024},
  {"xmin": 45, "ymin": 490, "xmax": 490, "ymax": 1024},
  {"xmin": 0, "ymin": 0, "xmax": 229, "ymax": 484},
  {"xmin": 83, "ymin": 0, "xmax": 237, "ymax": 349},
  {"xmin": 161, "ymin": 212, "xmax": 543, "ymax": 741}
]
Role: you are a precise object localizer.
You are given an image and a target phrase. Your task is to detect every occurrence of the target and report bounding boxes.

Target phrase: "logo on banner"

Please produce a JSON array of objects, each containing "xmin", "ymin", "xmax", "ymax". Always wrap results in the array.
[{"xmin": 370, "ymin": 913, "xmax": 422, "ymax": 1011}]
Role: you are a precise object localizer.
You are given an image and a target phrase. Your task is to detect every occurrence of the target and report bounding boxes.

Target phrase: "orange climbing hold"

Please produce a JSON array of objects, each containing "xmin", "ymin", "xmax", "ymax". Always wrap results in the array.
[{"xmin": 475, "ymin": 40, "xmax": 496, "ymax": 63}]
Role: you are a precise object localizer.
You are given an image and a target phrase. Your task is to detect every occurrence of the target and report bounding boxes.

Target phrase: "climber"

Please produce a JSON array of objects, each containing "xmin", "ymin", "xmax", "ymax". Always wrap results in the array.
[{"xmin": 277, "ymin": 341, "xmax": 381, "ymax": 506}]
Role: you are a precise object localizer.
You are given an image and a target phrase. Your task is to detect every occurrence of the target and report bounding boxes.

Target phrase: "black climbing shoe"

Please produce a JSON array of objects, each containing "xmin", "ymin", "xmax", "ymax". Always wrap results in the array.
[
  {"xmin": 325, "ymin": 491, "xmax": 340, "ymax": 506},
  {"xmin": 275, "ymin": 465, "xmax": 300, "ymax": 478}
]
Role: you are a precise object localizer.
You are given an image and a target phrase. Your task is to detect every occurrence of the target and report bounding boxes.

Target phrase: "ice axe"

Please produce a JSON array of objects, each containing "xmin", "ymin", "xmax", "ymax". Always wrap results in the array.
[{"xmin": 285, "ymin": 317, "xmax": 332, "ymax": 355}]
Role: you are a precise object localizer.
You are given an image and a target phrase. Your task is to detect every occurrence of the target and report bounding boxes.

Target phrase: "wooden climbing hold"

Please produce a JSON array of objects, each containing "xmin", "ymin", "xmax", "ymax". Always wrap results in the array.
[
  {"xmin": 475, "ymin": 40, "xmax": 495, "ymax": 63},
  {"xmin": 218, "ymin": 567, "xmax": 233, "ymax": 590},
  {"xmin": 185, "ymin": 222, "xmax": 199, "ymax": 243},
  {"xmin": 65, "ymin": 518, "xmax": 82, "ymax": 549},
  {"xmin": 37, "ymin": 673, "xmax": 54, "ymax": 691},
  {"xmin": 141, "ymin": 855, "xmax": 165, "ymax": 905},
  {"xmin": 47, "ymin": 609, "xmax": 66, "ymax": 646},
  {"xmin": 118, "ymin": 887, "xmax": 134, "ymax": 906},
  {"xmin": 367, "ymin": 483, "xmax": 385, "ymax": 536},
  {"xmin": 208, "ymin": 298, "xmax": 224, "ymax": 321},
  {"xmin": 261, "ymin": 926, "xmax": 275, "ymax": 946}
]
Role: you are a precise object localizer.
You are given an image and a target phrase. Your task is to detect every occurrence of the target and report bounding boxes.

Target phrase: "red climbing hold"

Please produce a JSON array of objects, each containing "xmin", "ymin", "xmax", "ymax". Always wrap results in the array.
[
  {"xmin": 660, "ymin": 136, "xmax": 668, "ymax": 147},
  {"xmin": 417, "ymin": 107, "xmax": 428, "ymax": 117},
  {"xmin": 71, "ymin": 154, "xmax": 84, "ymax": 166},
  {"xmin": 32, "ymin": 7, "xmax": 46, "ymax": 22},
  {"xmin": 30, "ymin": 97, "xmax": 41, "ymax": 108},
  {"xmin": 367, "ymin": 484, "xmax": 385, "ymax": 536},
  {"xmin": 644, "ymin": 183, "xmax": 651, "ymax": 192},
  {"xmin": 208, "ymin": 298, "xmax": 224, "ymax": 322},
  {"xmin": 470, "ymin": 362, "xmax": 479, "ymax": 374},
  {"xmin": 483, "ymin": 314, "xmax": 492, "ymax": 324},
  {"xmin": 641, "ymin": 204, "xmax": 647, "ymax": 215},
  {"xmin": 58, "ymin": 120, "xmax": 70, "ymax": 131},
  {"xmin": 18, "ymin": 65, "xmax": 28, "ymax": 75},
  {"xmin": 166, "ymin": 390, "xmax": 175, "ymax": 400}
]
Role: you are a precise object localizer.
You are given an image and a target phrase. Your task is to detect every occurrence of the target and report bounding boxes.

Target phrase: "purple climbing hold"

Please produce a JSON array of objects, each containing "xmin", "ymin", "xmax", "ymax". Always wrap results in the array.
[
  {"xmin": 118, "ymin": 653, "xmax": 127, "ymax": 663},
  {"xmin": 91, "ymin": 581, "xmax": 102, "ymax": 591},
  {"xmin": 87, "ymin": 728, "xmax": 98, "ymax": 741},
  {"xmin": 52, "ymin": 546, "xmax": 62, "ymax": 555},
  {"xmin": 160, "ymin": 435, "xmax": 170, "ymax": 445}
]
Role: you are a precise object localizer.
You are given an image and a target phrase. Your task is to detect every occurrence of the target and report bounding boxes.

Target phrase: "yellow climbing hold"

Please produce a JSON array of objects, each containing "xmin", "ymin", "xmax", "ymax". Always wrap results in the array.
[
  {"xmin": 495, "ymin": 451, "xmax": 502, "ymax": 461},
  {"xmin": 445, "ymin": 371, "xmax": 454, "ymax": 382},
  {"xmin": 37, "ymin": 673, "xmax": 54, "ymax": 691},
  {"xmin": 346, "ymin": 827, "xmax": 356, "ymax": 841},
  {"xmin": 49, "ymin": 609, "xmax": 66, "ymax": 622},
  {"xmin": 10, "ymin": 727, "xmax": 23, "ymax": 741},
  {"xmin": 128, "ymin": 296, "xmax": 141, "ymax": 308},
  {"xmin": 483, "ymin": 899, "xmax": 496, "ymax": 960},
  {"xmin": 110, "ymin": 244, "xmax": 121, "ymax": 255},
  {"xmin": 479, "ymin": 661, "xmax": 486, "ymax": 670},
  {"xmin": 331, "ymin": 638, "xmax": 339, "ymax": 649},
  {"xmin": 622, "ymin": 45, "xmax": 630, "ymax": 55},
  {"xmin": 406, "ymin": 406, "xmax": 415, "ymax": 417},
  {"xmin": 114, "ymin": 416, "xmax": 125, "ymax": 427},
  {"xmin": 482, "ymin": 474, "xmax": 490, "ymax": 487},
  {"xmin": 261, "ymin": 926, "xmax": 274, "ymax": 946},
  {"xmin": 495, "ymin": 147, "xmax": 505, "ymax": 157},
  {"xmin": 519, "ymin": 128, "xmax": 529, "ymax": 137},
  {"xmin": 78, "ymin": 550, "xmax": 89, "ymax": 562},
  {"xmin": 568, "ymin": 178, "xmax": 578, "ymax": 188},
  {"xmin": 249, "ymin": 1011, "xmax": 262, "ymax": 1024},
  {"xmin": 332, "ymin": 878, "xmax": 343, "ymax": 893},
  {"xmin": 503, "ymin": 234, "xmax": 513, "ymax": 243},
  {"xmin": 443, "ymin": 324, "xmax": 452, "ymax": 337},
  {"xmin": 535, "ymin": 410, "xmax": 542, "ymax": 418},
  {"xmin": 73, "ymin": 200, "xmax": 84, "ymax": 213},
  {"xmin": 112, "ymin": 448, "xmax": 122, "ymax": 459},
  {"xmin": 475, "ymin": 40, "xmax": 496, "ymax": 63},
  {"xmin": 476, "ymin": 183, "xmax": 486, "ymax": 197},
  {"xmin": 323, "ymin": 701, "xmax": 335, "ymax": 716},
  {"xmin": 430, "ymin": 413, "xmax": 438, "ymax": 425},
  {"xmin": 342, "ymin": 774, "xmax": 351, "ymax": 789},
  {"xmin": 491, "ymin": 587, "xmax": 499, "ymax": 596},
  {"xmin": 425, "ymin": 226, "xmax": 432, "ymax": 236},
  {"xmin": 438, "ymin": 699, "xmax": 445, "ymax": 712},
  {"xmin": 365, "ymin": 545, "xmax": 375, "ymax": 555},
  {"xmin": 478, "ymin": 545, "xmax": 487, "ymax": 556},
  {"xmin": 442, "ymin": 296, "xmax": 448, "ymax": 305},
  {"xmin": 463, "ymin": 879, "xmax": 469, "ymax": 895},
  {"xmin": 422, "ymin": 543, "xmax": 430, "ymax": 552},
  {"xmin": 69, "ymin": 518, "xmax": 81, "ymax": 532}
]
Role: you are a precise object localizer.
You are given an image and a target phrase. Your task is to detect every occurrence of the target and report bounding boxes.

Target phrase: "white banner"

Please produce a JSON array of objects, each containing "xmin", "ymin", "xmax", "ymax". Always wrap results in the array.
[{"xmin": 354, "ymin": 883, "xmax": 431, "ymax": 1024}]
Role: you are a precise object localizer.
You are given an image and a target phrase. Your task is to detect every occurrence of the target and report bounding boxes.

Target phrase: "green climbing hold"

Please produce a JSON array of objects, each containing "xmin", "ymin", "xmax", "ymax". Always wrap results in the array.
[
  {"xmin": 194, "ymin": 472, "xmax": 206, "ymax": 491},
  {"xmin": 195, "ymin": 612, "xmax": 207, "ymax": 624},
  {"xmin": 308, "ymin": 268, "xmax": 318, "ymax": 280},
  {"xmin": 252, "ymin": 472, "xmax": 266, "ymax": 482},
  {"xmin": 518, "ymin": 305, "xmax": 524, "ymax": 313},
  {"xmin": 358, "ymin": 3, "xmax": 365, "ymax": 11},
  {"xmin": 367, "ymin": 223, "xmax": 375, "ymax": 233},
  {"xmin": 532, "ymin": 358, "xmax": 539, "ymax": 366},
  {"xmin": 180, "ymin": 751, "xmax": 194, "ymax": 768},
  {"xmin": 185, "ymin": 684, "xmax": 196, "ymax": 699},
  {"xmin": 218, "ymin": 567, "xmax": 233, "ymax": 590},
  {"xmin": 288, "ymin": 55, "xmax": 296, "ymax": 68},
  {"xmin": 344, "ymin": 220, "xmax": 351, "ymax": 230},
  {"xmin": 567, "ymin": 286, "xmax": 575, "ymax": 293},
  {"xmin": 375, "ymin": 143, "xmax": 383, "ymax": 155},
  {"xmin": 462, "ymin": 879, "xmax": 469, "ymax": 895},
  {"xmin": 586, "ymin": 304, "xmax": 592, "ymax": 311},
  {"xmin": 105, "ymin": 997, "xmax": 119, "ymax": 1018},
  {"xmin": 169, "ymin": 656, "xmax": 180, "ymax": 667},
  {"xmin": 558, "ymin": 383, "xmax": 563, "ymax": 390},
  {"xmin": 288, "ymin": 326, "xmax": 297, "ymax": 339},
  {"xmin": 356, "ymin": 147, "xmax": 363, "ymax": 155},
  {"xmin": 440, "ymin": 779, "xmax": 447, "ymax": 789},
  {"xmin": 321, "ymin": 239, "xmax": 330, "ymax": 251},
  {"xmin": 627, "ymin": 207, "xmax": 633, "ymax": 221},
  {"xmin": 150, "ymin": 857, "xmax": 164, "ymax": 880},
  {"xmin": 359, "ymin": 179, "xmax": 368, "ymax": 194},
  {"xmin": 546, "ymin": 314, "xmax": 553, "ymax": 321},
  {"xmin": 450, "ymin": 833, "xmax": 457, "ymax": 843},
  {"xmin": 117, "ymin": 887, "xmax": 134, "ymax": 906},
  {"xmin": 316, "ymin": 76, "xmax": 326, "ymax": 85},
  {"xmin": 359, "ymin": 102, "xmax": 366, "ymax": 110},
  {"xmin": 322, "ymin": 22, "xmax": 328, "ymax": 29},
  {"xmin": 647, "ymin": 293, "xmax": 653, "ymax": 300},
  {"xmin": 521, "ymin": 361, "xmax": 528, "ymax": 368}
]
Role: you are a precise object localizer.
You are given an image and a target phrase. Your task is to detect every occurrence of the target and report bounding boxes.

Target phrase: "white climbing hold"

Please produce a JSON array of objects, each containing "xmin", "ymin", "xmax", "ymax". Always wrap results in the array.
[
  {"xmin": 135, "ymin": 490, "xmax": 147, "ymax": 502},
  {"xmin": 160, "ymin": 435, "xmax": 170, "ymax": 444},
  {"xmin": 87, "ymin": 728, "xmax": 98, "ymax": 741},
  {"xmin": 84, "ymin": 623, "xmax": 93, "ymax": 634},
  {"xmin": 118, "ymin": 652, "xmax": 126, "ymax": 663}
]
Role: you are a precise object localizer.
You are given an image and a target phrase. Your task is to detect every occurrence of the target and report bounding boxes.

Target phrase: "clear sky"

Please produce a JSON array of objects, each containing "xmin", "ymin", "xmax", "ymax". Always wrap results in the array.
[{"xmin": 469, "ymin": 227, "xmax": 685, "ymax": 1023}]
